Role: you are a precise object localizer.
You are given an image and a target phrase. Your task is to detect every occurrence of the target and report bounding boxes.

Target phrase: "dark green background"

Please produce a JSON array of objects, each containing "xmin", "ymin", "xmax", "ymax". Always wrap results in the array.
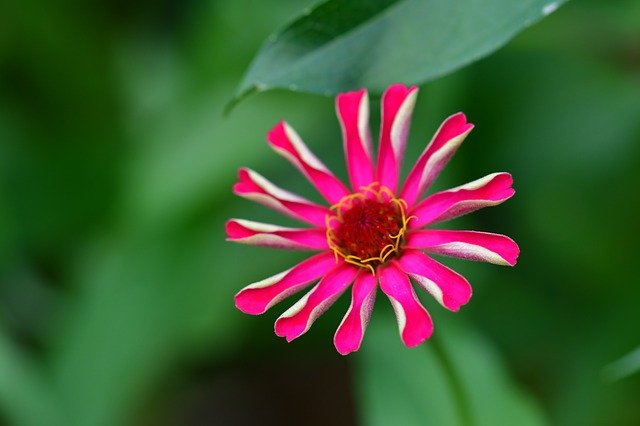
[{"xmin": 1, "ymin": 0, "xmax": 639, "ymax": 424}]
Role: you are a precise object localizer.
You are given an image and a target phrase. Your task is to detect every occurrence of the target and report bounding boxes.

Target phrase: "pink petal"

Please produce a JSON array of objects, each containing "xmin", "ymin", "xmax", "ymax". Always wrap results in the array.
[
  {"xmin": 400, "ymin": 113, "xmax": 474, "ymax": 207},
  {"xmin": 409, "ymin": 172, "xmax": 515, "ymax": 228},
  {"xmin": 397, "ymin": 249, "xmax": 472, "ymax": 312},
  {"xmin": 336, "ymin": 89, "xmax": 374, "ymax": 191},
  {"xmin": 225, "ymin": 219, "xmax": 328, "ymax": 250},
  {"xmin": 406, "ymin": 230, "xmax": 519, "ymax": 266},
  {"xmin": 333, "ymin": 273, "xmax": 377, "ymax": 355},
  {"xmin": 233, "ymin": 168, "xmax": 330, "ymax": 227},
  {"xmin": 267, "ymin": 121, "xmax": 350, "ymax": 204},
  {"xmin": 376, "ymin": 84, "xmax": 419, "ymax": 193},
  {"xmin": 234, "ymin": 252, "xmax": 336, "ymax": 315},
  {"xmin": 378, "ymin": 262, "xmax": 433, "ymax": 347},
  {"xmin": 275, "ymin": 262, "xmax": 358, "ymax": 342}
]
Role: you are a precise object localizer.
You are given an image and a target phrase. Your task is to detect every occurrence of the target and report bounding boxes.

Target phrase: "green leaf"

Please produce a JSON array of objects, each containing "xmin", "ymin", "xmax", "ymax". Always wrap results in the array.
[
  {"xmin": 355, "ymin": 316, "xmax": 459, "ymax": 425},
  {"xmin": 235, "ymin": 0, "xmax": 567, "ymax": 103},
  {"xmin": 603, "ymin": 346, "xmax": 640, "ymax": 382},
  {"xmin": 49, "ymin": 227, "xmax": 282, "ymax": 426},
  {"xmin": 0, "ymin": 329, "xmax": 65, "ymax": 426},
  {"xmin": 113, "ymin": 39, "xmax": 339, "ymax": 233},
  {"xmin": 355, "ymin": 311, "xmax": 547, "ymax": 426}
]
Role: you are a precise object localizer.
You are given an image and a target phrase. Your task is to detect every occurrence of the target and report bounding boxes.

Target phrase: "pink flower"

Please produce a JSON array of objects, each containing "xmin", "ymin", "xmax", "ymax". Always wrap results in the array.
[{"xmin": 227, "ymin": 84, "xmax": 519, "ymax": 355}]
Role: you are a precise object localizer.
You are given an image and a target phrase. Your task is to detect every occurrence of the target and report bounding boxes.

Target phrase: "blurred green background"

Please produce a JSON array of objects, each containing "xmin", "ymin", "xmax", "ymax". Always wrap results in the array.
[{"xmin": 1, "ymin": 0, "xmax": 639, "ymax": 425}]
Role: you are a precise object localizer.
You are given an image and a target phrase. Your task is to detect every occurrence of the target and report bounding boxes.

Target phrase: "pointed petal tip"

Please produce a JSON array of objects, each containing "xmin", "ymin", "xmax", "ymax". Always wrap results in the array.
[
  {"xmin": 336, "ymin": 87, "xmax": 367, "ymax": 101},
  {"xmin": 507, "ymin": 239, "xmax": 520, "ymax": 266},
  {"xmin": 333, "ymin": 325, "xmax": 363, "ymax": 356},
  {"xmin": 234, "ymin": 291, "xmax": 267, "ymax": 315},
  {"xmin": 403, "ymin": 325, "xmax": 433, "ymax": 348},
  {"xmin": 232, "ymin": 168, "xmax": 254, "ymax": 195},
  {"xmin": 274, "ymin": 322, "xmax": 296, "ymax": 341},
  {"xmin": 403, "ymin": 336, "xmax": 430, "ymax": 348},
  {"xmin": 333, "ymin": 273, "xmax": 376, "ymax": 356},
  {"xmin": 383, "ymin": 84, "xmax": 420, "ymax": 107},
  {"xmin": 398, "ymin": 250, "xmax": 473, "ymax": 311},
  {"xmin": 450, "ymin": 111, "xmax": 474, "ymax": 129},
  {"xmin": 387, "ymin": 83, "xmax": 419, "ymax": 94},
  {"xmin": 334, "ymin": 342, "xmax": 359, "ymax": 356},
  {"xmin": 224, "ymin": 219, "xmax": 237, "ymax": 237},
  {"xmin": 273, "ymin": 320, "xmax": 285, "ymax": 337},
  {"xmin": 497, "ymin": 172, "xmax": 514, "ymax": 187},
  {"xmin": 443, "ymin": 285, "xmax": 472, "ymax": 312},
  {"xmin": 274, "ymin": 318, "xmax": 301, "ymax": 342},
  {"xmin": 491, "ymin": 173, "xmax": 516, "ymax": 202},
  {"xmin": 224, "ymin": 219, "xmax": 253, "ymax": 240},
  {"xmin": 443, "ymin": 295, "xmax": 468, "ymax": 312},
  {"xmin": 267, "ymin": 120, "xmax": 288, "ymax": 142}
]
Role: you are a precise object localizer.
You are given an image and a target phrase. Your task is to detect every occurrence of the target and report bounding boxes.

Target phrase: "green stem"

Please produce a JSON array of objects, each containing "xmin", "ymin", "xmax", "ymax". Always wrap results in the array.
[{"xmin": 430, "ymin": 333, "xmax": 473, "ymax": 426}]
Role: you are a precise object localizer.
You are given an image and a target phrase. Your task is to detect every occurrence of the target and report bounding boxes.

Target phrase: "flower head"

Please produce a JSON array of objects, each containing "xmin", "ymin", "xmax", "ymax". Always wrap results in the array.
[{"xmin": 227, "ymin": 84, "xmax": 519, "ymax": 355}]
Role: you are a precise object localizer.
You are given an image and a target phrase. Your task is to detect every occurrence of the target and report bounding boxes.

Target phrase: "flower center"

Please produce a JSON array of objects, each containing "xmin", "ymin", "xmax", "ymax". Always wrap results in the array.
[{"xmin": 326, "ymin": 184, "xmax": 411, "ymax": 274}]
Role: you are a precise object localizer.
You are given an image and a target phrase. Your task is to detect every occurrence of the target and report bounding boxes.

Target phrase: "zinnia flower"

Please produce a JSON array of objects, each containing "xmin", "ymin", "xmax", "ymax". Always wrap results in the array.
[{"xmin": 226, "ymin": 84, "xmax": 519, "ymax": 355}]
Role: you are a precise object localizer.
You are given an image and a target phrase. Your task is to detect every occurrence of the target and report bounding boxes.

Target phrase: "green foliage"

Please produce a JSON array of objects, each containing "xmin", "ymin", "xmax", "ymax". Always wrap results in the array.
[
  {"xmin": 235, "ymin": 0, "xmax": 568, "ymax": 102},
  {"xmin": 1, "ymin": 0, "xmax": 639, "ymax": 425},
  {"xmin": 356, "ymin": 311, "xmax": 547, "ymax": 426}
]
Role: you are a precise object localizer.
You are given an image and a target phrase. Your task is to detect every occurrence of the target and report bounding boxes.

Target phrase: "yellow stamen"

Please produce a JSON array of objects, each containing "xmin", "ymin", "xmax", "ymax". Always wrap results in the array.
[{"xmin": 325, "ymin": 182, "xmax": 411, "ymax": 275}]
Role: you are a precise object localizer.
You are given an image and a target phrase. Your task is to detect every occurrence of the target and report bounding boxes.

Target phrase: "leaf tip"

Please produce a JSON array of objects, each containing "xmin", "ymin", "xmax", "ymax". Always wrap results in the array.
[{"xmin": 224, "ymin": 85, "xmax": 262, "ymax": 116}]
